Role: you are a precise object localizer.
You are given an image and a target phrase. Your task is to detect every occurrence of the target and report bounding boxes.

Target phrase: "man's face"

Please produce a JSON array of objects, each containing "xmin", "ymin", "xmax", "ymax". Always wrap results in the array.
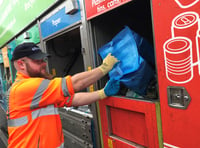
[{"xmin": 23, "ymin": 58, "xmax": 48, "ymax": 78}]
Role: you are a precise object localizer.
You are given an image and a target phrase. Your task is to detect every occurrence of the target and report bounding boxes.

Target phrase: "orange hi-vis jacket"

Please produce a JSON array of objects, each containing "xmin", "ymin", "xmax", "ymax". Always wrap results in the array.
[{"xmin": 7, "ymin": 72, "xmax": 74, "ymax": 148}]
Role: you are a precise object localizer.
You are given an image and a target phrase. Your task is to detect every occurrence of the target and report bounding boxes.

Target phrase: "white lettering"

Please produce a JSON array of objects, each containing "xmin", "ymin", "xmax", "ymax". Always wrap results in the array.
[
  {"xmin": 0, "ymin": 18, "xmax": 16, "ymax": 38},
  {"xmin": 97, "ymin": 5, "xmax": 106, "ymax": 12},
  {"xmin": 13, "ymin": 0, "xmax": 19, "ymax": 5},
  {"xmin": 92, "ymin": 0, "xmax": 105, "ymax": 7},
  {"xmin": 107, "ymin": 0, "xmax": 121, "ymax": 8},
  {"xmin": 52, "ymin": 18, "xmax": 61, "ymax": 27},
  {"xmin": 0, "ymin": 4, "xmax": 12, "ymax": 25},
  {"xmin": 24, "ymin": 0, "xmax": 36, "ymax": 11},
  {"xmin": 32, "ymin": 47, "xmax": 40, "ymax": 51},
  {"xmin": 0, "ymin": 0, "xmax": 3, "ymax": 6}
]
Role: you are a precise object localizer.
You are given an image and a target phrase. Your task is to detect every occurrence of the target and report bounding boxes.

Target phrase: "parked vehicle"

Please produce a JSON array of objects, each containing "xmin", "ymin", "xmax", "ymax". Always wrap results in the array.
[{"xmin": 0, "ymin": 0, "xmax": 199, "ymax": 147}]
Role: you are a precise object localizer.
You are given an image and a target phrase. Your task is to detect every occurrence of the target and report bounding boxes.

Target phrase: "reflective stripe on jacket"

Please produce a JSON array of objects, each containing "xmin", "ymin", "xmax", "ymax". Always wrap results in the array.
[{"xmin": 7, "ymin": 72, "xmax": 74, "ymax": 148}]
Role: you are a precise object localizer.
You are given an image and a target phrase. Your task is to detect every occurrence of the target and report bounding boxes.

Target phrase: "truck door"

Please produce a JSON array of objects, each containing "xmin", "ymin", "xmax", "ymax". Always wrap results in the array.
[
  {"xmin": 152, "ymin": 0, "xmax": 200, "ymax": 147},
  {"xmin": 85, "ymin": 0, "xmax": 162, "ymax": 148}
]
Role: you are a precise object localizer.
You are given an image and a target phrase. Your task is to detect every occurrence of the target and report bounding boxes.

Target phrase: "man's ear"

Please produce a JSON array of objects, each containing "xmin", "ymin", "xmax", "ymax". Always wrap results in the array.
[{"xmin": 17, "ymin": 60, "xmax": 25, "ymax": 70}]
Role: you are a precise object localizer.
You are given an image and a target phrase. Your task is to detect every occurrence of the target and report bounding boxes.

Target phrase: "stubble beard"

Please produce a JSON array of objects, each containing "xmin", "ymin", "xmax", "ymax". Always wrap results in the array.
[{"xmin": 25, "ymin": 62, "xmax": 53, "ymax": 80}]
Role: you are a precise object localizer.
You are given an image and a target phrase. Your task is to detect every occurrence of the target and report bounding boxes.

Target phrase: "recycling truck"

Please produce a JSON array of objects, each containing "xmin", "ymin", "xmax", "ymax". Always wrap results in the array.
[{"xmin": 0, "ymin": 0, "xmax": 200, "ymax": 148}]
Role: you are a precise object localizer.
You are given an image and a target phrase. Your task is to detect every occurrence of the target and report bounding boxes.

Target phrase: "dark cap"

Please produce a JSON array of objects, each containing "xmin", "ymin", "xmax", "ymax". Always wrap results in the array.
[{"xmin": 11, "ymin": 42, "xmax": 49, "ymax": 61}]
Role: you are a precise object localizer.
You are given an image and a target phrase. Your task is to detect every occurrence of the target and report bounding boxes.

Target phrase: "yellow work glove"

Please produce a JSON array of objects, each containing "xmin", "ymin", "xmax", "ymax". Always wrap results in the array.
[
  {"xmin": 99, "ymin": 53, "xmax": 118, "ymax": 75},
  {"xmin": 98, "ymin": 79, "xmax": 120, "ymax": 99},
  {"xmin": 98, "ymin": 89, "xmax": 107, "ymax": 99}
]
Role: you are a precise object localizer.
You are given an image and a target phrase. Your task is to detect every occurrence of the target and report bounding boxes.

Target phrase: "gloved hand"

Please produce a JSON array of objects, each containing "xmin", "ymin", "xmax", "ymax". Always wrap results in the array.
[
  {"xmin": 98, "ymin": 79, "xmax": 120, "ymax": 99},
  {"xmin": 99, "ymin": 53, "xmax": 119, "ymax": 75}
]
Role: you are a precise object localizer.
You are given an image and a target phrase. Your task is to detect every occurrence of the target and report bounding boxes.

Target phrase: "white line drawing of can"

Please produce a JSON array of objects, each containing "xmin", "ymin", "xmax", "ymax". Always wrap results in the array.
[
  {"xmin": 174, "ymin": 0, "xmax": 199, "ymax": 9},
  {"xmin": 164, "ymin": 37, "xmax": 193, "ymax": 84},
  {"xmin": 172, "ymin": 11, "xmax": 199, "ymax": 63},
  {"xmin": 195, "ymin": 29, "xmax": 200, "ymax": 75}
]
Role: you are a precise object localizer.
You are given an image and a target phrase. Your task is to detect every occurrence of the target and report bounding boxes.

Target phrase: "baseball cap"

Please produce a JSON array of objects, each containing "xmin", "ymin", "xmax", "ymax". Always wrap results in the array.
[{"xmin": 11, "ymin": 42, "xmax": 49, "ymax": 61}]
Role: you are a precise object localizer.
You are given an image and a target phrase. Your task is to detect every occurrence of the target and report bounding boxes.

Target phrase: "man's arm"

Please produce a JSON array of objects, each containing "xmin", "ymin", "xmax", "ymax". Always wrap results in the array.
[
  {"xmin": 71, "ymin": 68, "xmax": 103, "ymax": 92},
  {"xmin": 71, "ymin": 53, "xmax": 118, "ymax": 92},
  {"xmin": 71, "ymin": 91, "xmax": 102, "ymax": 106},
  {"xmin": 71, "ymin": 79, "xmax": 120, "ymax": 106}
]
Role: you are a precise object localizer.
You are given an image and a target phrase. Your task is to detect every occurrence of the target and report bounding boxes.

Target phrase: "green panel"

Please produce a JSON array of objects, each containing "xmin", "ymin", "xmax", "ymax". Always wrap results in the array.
[
  {"xmin": 16, "ymin": 24, "xmax": 40, "ymax": 45},
  {"xmin": 8, "ymin": 40, "xmax": 17, "ymax": 82},
  {"xmin": 29, "ymin": 25, "xmax": 40, "ymax": 44},
  {"xmin": 0, "ymin": 0, "xmax": 57, "ymax": 47},
  {"xmin": 0, "ymin": 54, "xmax": 3, "ymax": 63},
  {"xmin": 155, "ymin": 102, "xmax": 164, "ymax": 148},
  {"xmin": 8, "ymin": 40, "xmax": 17, "ymax": 60}
]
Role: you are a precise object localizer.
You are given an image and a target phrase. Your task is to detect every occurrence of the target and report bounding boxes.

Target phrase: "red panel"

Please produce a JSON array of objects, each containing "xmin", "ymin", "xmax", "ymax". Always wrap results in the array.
[
  {"xmin": 152, "ymin": 0, "xmax": 200, "ymax": 147},
  {"xmin": 84, "ymin": 0, "xmax": 131, "ymax": 20},
  {"xmin": 99, "ymin": 97, "xmax": 159, "ymax": 148},
  {"xmin": 109, "ymin": 107, "xmax": 147, "ymax": 146}
]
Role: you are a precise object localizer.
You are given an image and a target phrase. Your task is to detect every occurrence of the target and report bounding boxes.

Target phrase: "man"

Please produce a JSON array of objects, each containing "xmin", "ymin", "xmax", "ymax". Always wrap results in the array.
[{"xmin": 7, "ymin": 42, "xmax": 119, "ymax": 148}]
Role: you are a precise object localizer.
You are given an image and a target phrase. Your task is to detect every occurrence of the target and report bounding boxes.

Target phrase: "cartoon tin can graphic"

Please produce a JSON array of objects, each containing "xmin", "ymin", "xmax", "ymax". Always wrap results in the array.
[{"xmin": 164, "ymin": 37, "xmax": 193, "ymax": 84}]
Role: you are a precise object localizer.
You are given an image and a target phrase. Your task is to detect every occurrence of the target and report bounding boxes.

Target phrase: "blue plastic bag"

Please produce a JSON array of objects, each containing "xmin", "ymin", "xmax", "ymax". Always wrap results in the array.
[
  {"xmin": 99, "ymin": 26, "xmax": 144, "ymax": 80},
  {"xmin": 132, "ymin": 31, "xmax": 155, "ymax": 69},
  {"xmin": 121, "ymin": 61, "xmax": 154, "ymax": 95},
  {"xmin": 98, "ymin": 26, "xmax": 155, "ymax": 95}
]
